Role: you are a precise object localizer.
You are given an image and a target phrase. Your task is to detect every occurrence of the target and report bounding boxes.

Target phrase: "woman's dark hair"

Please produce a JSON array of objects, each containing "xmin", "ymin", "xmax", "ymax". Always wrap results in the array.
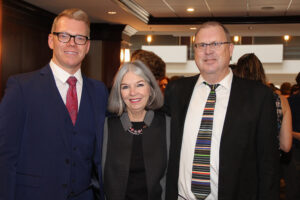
[{"xmin": 235, "ymin": 53, "xmax": 266, "ymax": 85}]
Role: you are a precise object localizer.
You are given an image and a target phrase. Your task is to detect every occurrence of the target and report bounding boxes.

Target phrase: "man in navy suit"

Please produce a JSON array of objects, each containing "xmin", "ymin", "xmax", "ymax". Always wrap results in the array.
[
  {"xmin": 0, "ymin": 8, "xmax": 107, "ymax": 200},
  {"xmin": 164, "ymin": 21, "xmax": 279, "ymax": 200}
]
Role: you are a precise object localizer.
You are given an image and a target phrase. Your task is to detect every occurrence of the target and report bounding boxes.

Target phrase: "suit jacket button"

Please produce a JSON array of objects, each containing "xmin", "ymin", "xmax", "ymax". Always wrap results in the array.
[
  {"xmin": 65, "ymin": 159, "xmax": 70, "ymax": 164},
  {"xmin": 62, "ymin": 184, "xmax": 67, "ymax": 188}
]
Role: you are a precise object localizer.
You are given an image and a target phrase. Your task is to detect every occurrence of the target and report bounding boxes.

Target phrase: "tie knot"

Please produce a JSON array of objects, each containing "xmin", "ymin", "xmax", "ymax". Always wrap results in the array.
[
  {"xmin": 67, "ymin": 76, "xmax": 77, "ymax": 86},
  {"xmin": 204, "ymin": 82, "xmax": 219, "ymax": 91}
]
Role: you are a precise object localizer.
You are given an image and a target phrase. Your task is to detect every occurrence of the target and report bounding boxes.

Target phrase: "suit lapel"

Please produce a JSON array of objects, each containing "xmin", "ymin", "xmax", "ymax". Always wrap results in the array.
[
  {"xmin": 83, "ymin": 77, "xmax": 99, "ymax": 136},
  {"xmin": 177, "ymin": 75, "xmax": 199, "ymax": 144},
  {"xmin": 221, "ymin": 76, "xmax": 242, "ymax": 142},
  {"xmin": 40, "ymin": 65, "xmax": 72, "ymax": 153},
  {"xmin": 218, "ymin": 76, "xmax": 245, "ymax": 194}
]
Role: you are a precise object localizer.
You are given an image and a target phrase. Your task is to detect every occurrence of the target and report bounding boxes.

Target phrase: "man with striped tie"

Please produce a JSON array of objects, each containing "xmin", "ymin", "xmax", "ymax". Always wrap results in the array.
[{"xmin": 164, "ymin": 21, "xmax": 279, "ymax": 200}]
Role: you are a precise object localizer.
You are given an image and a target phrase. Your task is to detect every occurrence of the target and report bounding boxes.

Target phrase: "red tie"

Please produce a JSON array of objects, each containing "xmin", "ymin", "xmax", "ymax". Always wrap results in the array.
[{"xmin": 66, "ymin": 77, "xmax": 78, "ymax": 125}]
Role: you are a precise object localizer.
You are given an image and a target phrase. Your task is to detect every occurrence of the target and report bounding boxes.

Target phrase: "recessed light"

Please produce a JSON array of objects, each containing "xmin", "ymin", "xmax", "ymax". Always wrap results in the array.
[
  {"xmin": 187, "ymin": 8, "xmax": 194, "ymax": 12},
  {"xmin": 108, "ymin": 11, "xmax": 117, "ymax": 15}
]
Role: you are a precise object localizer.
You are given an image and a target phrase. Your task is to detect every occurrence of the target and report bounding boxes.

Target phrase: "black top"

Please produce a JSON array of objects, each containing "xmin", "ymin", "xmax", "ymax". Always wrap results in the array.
[
  {"xmin": 289, "ymin": 93, "xmax": 300, "ymax": 147},
  {"xmin": 125, "ymin": 122, "xmax": 148, "ymax": 200}
]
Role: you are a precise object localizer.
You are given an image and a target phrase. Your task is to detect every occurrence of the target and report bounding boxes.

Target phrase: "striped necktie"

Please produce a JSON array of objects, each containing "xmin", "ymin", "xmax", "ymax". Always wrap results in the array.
[{"xmin": 191, "ymin": 82, "xmax": 219, "ymax": 200}]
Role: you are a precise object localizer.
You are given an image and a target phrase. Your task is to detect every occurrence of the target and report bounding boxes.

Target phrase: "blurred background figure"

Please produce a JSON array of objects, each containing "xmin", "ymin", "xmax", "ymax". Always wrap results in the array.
[
  {"xmin": 235, "ymin": 53, "xmax": 294, "ymax": 200},
  {"xmin": 131, "ymin": 49, "xmax": 171, "ymax": 95},
  {"xmin": 159, "ymin": 76, "xmax": 169, "ymax": 94},
  {"xmin": 281, "ymin": 82, "xmax": 292, "ymax": 98},
  {"xmin": 102, "ymin": 60, "xmax": 170, "ymax": 200},
  {"xmin": 131, "ymin": 49, "xmax": 166, "ymax": 82},
  {"xmin": 235, "ymin": 53, "xmax": 292, "ymax": 152},
  {"xmin": 290, "ymin": 84, "xmax": 300, "ymax": 96},
  {"xmin": 286, "ymin": 72, "xmax": 300, "ymax": 200},
  {"xmin": 269, "ymin": 82, "xmax": 282, "ymax": 95},
  {"xmin": 229, "ymin": 64, "xmax": 237, "ymax": 71}
]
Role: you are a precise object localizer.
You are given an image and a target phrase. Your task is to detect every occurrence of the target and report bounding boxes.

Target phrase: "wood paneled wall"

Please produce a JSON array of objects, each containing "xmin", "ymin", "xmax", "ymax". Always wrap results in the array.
[
  {"xmin": 0, "ymin": 0, "xmax": 124, "ymax": 98},
  {"xmin": 1, "ymin": 0, "xmax": 54, "ymax": 98}
]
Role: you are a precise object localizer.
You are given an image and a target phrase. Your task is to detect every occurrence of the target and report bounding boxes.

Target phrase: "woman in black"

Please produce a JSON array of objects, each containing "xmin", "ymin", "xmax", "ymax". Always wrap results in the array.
[{"xmin": 102, "ymin": 60, "xmax": 170, "ymax": 200}]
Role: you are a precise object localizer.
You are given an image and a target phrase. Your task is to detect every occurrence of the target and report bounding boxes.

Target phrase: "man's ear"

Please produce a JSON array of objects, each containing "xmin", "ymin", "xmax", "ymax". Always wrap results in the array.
[
  {"xmin": 229, "ymin": 43, "xmax": 234, "ymax": 57},
  {"xmin": 48, "ymin": 34, "xmax": 54, "ymax": 50}
]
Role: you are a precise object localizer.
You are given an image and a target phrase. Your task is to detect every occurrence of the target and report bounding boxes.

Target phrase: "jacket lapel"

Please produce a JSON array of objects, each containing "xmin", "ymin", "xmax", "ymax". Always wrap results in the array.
[
  {"xmin": 220, "ymin": 76, "xmax": 244, "ymax": 143},
  {"xmin": 176, "ymin": 75, "xmax": 199, "ymax": 145},
  {"xmin": 40, "ymin": 65, "xmax": 72, "ymax": 153}
]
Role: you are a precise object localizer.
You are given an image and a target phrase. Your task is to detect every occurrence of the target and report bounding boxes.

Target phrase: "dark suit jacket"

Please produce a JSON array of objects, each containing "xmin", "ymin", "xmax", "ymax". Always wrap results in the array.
[
  {"xmin": 164, "ymin": 74, "xmax": 280, "ymax": 200},
  {"xmin": 0, "ymin": 65, "xmax": 108, "ymax": 200},
  {"xmin": 288, "ymin": 93, "xmax": 300, "ymax": 147}
]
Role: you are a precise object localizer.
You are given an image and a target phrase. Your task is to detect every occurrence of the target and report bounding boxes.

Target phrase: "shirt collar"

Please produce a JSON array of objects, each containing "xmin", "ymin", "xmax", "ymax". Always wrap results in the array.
[
  {"xmin": 49, "ymin": 59, "xmax": 83, "ymax": 85},
  {"xmin": 196, "ymin": 68, "xmax": 233, "ymax": 90}
]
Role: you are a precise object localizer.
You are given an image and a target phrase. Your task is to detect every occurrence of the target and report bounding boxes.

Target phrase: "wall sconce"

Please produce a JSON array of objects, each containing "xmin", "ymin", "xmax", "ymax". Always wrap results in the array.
[
  {"xmin": 124, "ymin": 49, "xmax": 130, "ymax": 62},
  {"xmin": 284, "ymin": 35, "xmax": 290, "ymax": 42},
  {"xmin": 120, "ymin": 49, "xmax": 124, "ymax": 62},
  {"xmin": 146, "ymin": 35, "xmax": 152, "ymax": 45},
  {"xmin": 233, "ymin": 36, "xmax": 240, "ymax": 43},
  {"xmin": 120, "ymin": 48, "xmax": 130, "ymax": 63},
  {"xmin": 191, "ymin": 36, "xmax": 195, "ymax": 43}
]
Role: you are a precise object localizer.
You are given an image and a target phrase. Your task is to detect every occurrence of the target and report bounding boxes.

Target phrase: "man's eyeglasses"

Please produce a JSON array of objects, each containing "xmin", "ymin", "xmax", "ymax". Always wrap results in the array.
[
  {"xmin": 52, "ymin": 32, "xmax": 89, "ymax": 45},
  {"xmin": 194, "ymin": 42, "xmax": 231, "ymax": 51}
]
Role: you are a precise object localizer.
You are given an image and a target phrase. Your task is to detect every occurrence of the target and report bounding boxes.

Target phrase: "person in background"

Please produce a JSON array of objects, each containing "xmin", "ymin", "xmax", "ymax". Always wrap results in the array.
[
  {"xmin": 131, "ymin": 49, "xmax": 166, "ymax": 83},
  {"xmin": 284, "ymin": 72, "xmax": 300, "ymax": 200},
  {"xmin": 102, "ymin": 60, "xmax": 170, "ymax": 200},
  {"xmin": 290, "ymin": 84, "xmax": 300, "ymax": 96},
  {"xmin": 164, "ymin": 21, "xmax": 279, "ymax": 200},
  {"xmin": 159, "ymin": 76, "xmax": 170, "ymax": 95},
  {"xmin": 269, "ymin": 83, "xmax": 282, "ymax": 95},
  {"xmin": 281, "ymin": 82, "xmax": 292, "ymax": 98},
  {"xmin": 235, "ymin": 53, "xmax": 292, "ymax": 153},
  {"xmin": 0, "ymin": 8, "xmax": 107, "ymax": 200}
]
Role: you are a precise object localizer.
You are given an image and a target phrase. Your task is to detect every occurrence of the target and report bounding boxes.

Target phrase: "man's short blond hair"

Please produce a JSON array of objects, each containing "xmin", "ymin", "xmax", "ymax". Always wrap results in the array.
[{"xmin": 51, "ymin": 8, "xmax": 90, "ymax": 36}]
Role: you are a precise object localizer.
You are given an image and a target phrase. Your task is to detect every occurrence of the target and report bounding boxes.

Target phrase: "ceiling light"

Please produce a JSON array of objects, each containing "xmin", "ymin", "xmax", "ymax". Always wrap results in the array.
[
  {"xmin": 187, "ymin": 8, "xmax": 194, "ymax": 12},
  {"xmin": 108, "ymin": 11, "xmax": 117, "ymax": 15},
  {"xmin": 190, "ymin": 27, "xmax": 197, "ymax": 30}
]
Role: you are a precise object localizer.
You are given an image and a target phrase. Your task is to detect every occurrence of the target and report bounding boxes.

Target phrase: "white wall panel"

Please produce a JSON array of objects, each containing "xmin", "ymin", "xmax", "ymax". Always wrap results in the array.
[{"xmin": 142, "ymin": 45, "xmax": 187, "ymax": 63}]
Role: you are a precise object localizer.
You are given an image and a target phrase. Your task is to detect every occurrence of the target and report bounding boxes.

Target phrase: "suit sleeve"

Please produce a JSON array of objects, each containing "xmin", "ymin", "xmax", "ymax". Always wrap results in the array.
[
  {"xmin": 92, "ymin": 83, "xmax": 108, "ymax": 200},
  {"xmin": 162, "ymin": 81, "xmax": 173, "ymax": 116},
  {"xmin": 0, "ymin": 77, "xmax": 26, "ymax": 200},
  {"xmin": 257, "ymin": 88, "xmax": 280, "ymax": 200}
]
